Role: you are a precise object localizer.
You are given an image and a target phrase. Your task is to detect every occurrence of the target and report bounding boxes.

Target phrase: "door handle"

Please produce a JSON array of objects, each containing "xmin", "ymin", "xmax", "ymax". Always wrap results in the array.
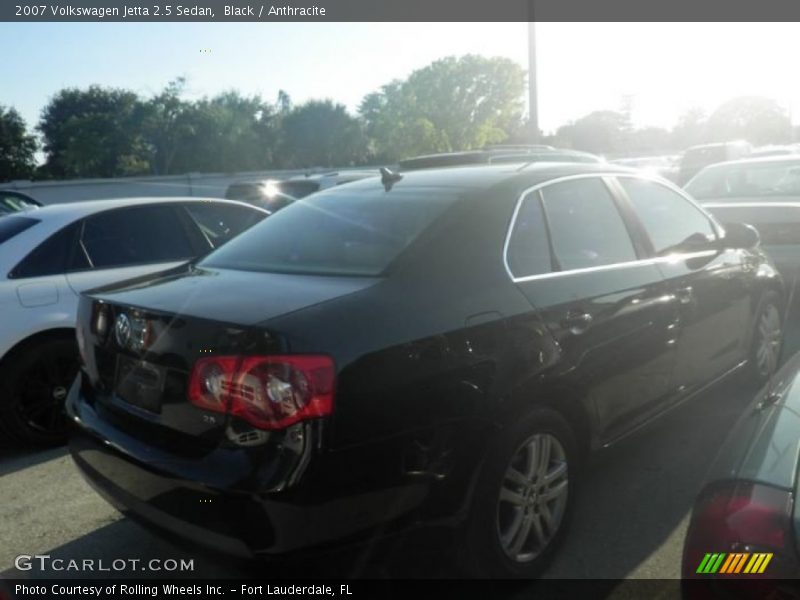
[
  {"xmin": 676, "ymin": 286, "xmax": 694, "ymax": 305},
  {"xmin": 561, "ymin": 311, "xmax": 593, "ymax": 334}
]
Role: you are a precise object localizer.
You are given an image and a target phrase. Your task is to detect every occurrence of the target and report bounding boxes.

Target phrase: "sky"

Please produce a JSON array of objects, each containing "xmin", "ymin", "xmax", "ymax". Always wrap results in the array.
[{"xmin": 3, "ymin": 22, "xmax": 800, "ymax": 136}]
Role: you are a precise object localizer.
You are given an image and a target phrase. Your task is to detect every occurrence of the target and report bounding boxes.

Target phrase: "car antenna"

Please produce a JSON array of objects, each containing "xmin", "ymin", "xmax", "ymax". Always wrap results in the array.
[{"xmin": 380, "ymin": 167, "xmax": 403, "ymax": 191}]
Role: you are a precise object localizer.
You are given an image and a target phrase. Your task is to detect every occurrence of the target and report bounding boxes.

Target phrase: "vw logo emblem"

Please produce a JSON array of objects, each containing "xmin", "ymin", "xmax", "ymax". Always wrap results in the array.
[{"xmin": 114, "ymin": 313, "xmax": 132, "ymax": 348}]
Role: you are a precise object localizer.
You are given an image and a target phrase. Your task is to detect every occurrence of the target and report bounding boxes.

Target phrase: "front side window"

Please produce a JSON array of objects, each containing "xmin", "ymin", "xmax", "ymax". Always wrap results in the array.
[
  {"xmin": 540, "ymin": 178, "xmax": 638, "ymax": 271},
  {"xmin": 201, "ymin": 186, "xmax": 458, "ymax": 276},
  {"xmin": 80, "ymin": 205, "xmax": 195, "ymax": 269},
  {"xmin": 621, "ymin": 178, "xmax": 716, "ymax": 255}
]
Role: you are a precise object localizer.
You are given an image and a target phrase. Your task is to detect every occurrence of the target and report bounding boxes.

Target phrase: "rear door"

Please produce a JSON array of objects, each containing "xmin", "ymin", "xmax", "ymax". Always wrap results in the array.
[
  {"xmin": 65, "ymin": 204, "xmax": 199, "ymax": 295},
  {"xmin": 506, "ymin": 175, "xmax": 680, "ymax": 445},
  {"xmin": 616, "ymin": 176, "xmax": 751, "ymax": 395}
]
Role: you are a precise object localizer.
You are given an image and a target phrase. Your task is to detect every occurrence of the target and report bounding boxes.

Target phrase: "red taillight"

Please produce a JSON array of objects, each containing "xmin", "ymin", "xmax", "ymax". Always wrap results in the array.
[
  {"xmin": 682, "ymin": 480, "xmax": 793, "ymax": 581},
  {"xmin": 188, "ymin": 355, "xmax": 335, "ymax": 430}
]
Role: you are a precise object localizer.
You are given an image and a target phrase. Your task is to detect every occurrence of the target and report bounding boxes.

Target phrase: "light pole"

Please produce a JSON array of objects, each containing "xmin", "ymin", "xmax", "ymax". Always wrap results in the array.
[{"xmin": 527, "ymin": 19, "xmax": 539, "ymax": 142}]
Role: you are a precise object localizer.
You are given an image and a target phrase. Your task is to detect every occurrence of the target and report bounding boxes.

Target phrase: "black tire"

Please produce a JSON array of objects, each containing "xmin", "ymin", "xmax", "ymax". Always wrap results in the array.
[
  {"xmin": 459, "ymin": 408, "xmax": 578, "ymax": 578},
  {"xmin": 744, "ymin": 290, "xmax": 783, "ymax": 387},
  {"xmin": 0, "ymin": 337, "xmax": 80, "ymax": 446}
]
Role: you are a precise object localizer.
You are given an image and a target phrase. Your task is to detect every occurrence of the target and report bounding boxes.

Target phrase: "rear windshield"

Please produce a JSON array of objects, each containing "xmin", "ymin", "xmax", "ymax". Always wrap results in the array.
[
  {"xmin": 687, "ymin": 161, "xmax": 800, "ymax": 199},
  {"xmin": 200, "ymin": 186, "xmax": 458, "ymax": 276},
  {"xmin": 0, "ymin": 216, "xmax": 38, "ymax": 244}
]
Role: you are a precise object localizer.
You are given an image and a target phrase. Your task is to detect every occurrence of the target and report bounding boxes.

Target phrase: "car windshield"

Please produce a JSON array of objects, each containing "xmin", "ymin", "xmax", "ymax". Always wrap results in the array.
[
  {"xmin": 0, "ymin": 216, "xmax": 39, "ymax": 244},
  {"xmin": 687, "ymin": 161, "xmax": 800, "ymax": 199},
  {"xmin": 200, "ymin": 186, "xmax": 458, "ymax": 276},
  {"xmin": 0, "ymin": 195, "xmax": 38, "ymax": 214}
]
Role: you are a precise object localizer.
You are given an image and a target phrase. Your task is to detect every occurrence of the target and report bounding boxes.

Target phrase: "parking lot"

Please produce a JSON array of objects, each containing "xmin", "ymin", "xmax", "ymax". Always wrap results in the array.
[{"xmin": 0, "ymin": 343, "xmax": 788, "ymax": 583}]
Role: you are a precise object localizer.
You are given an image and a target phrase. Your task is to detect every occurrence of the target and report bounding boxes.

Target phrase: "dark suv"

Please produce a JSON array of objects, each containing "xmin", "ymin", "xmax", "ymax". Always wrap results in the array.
[{"xmin": 68, "ymin": 163, "xmax": 783, "ymax": 577}]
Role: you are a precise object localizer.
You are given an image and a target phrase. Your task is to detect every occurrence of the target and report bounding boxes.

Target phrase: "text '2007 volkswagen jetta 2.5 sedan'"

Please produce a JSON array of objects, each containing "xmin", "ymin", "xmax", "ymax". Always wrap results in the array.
[{"xmin": 67, "ymin": 162, "xmax": 784, "ymax": 577}]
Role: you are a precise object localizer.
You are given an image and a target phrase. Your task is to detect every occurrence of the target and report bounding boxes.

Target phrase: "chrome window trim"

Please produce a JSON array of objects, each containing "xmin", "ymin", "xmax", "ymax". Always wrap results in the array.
[
  {"xmin": 509, "ymin": 251, "xmax": 718, "ymax": 284},
  {"xmin": 502, "ymin": 172, "xmax": 721, "ymax": 283}
]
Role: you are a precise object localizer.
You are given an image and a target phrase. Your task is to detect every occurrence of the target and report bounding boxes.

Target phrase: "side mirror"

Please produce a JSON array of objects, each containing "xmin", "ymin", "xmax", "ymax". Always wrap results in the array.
[{"xmin": 721, "ymin": 222, "xmax": 760, "ymax": 249}]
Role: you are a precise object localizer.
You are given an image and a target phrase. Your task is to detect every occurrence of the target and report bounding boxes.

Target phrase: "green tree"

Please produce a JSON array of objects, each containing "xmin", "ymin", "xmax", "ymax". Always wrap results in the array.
[
  {"xmin": 361, "ymin": 55, "xmax": 526, "ymax": 161},
  {"xmin": 628, "ymin": 126, "xmax": 672, "ymax": 155},
  {"xmin": 277, "ymin": 99, "xmax": 368, "ymax": 168},
  {"xmin": 556, "ymin": 110, "xmax": 632, "ymax": 154},
  {"xmin": 671, "ymin": 107, "xmax": 707, "ymax": 149},
  {"xmin": 38, "ymin": 86, "xmax": 149, "ymax": 178},
  {"xmin": 140, "ymin": 78, "xmax": 194, "ymax": 175},
  {"xmin": 0, "ymin": 106, "xmax": 37, "ymax": 182},
  {"xmin": 147, "ymin": 89, "xmax": 277, "ymax": 174},
  {"xmin": 706, "ymin": 96, "xmax": 791, "ymax": 145}
]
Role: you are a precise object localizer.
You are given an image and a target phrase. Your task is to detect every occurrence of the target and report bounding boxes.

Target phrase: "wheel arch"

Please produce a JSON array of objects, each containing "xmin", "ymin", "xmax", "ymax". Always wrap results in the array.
[
  {"xmin": 499, "ymin": 380, "xmax": 595, "ymax": 463},
  {"xmin": 0, "ymin": 327, "xmax": 77, "ymax": 371}
]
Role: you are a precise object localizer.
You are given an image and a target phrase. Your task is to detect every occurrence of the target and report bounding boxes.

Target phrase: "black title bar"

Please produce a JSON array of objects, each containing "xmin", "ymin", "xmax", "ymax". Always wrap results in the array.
[{"xmin": 4, "ymin": 0, "xmax": 800, "ymax": 22}]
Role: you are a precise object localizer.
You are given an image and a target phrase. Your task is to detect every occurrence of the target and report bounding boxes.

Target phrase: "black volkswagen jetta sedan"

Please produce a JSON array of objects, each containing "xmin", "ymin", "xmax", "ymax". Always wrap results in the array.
[{"xmin": 67, "ymin": 162, "xmax": 784, "ymax": 578}]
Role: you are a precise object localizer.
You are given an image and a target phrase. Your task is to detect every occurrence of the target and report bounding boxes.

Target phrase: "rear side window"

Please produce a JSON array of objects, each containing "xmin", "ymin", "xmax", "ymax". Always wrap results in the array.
[
  {"xmin": 620, "ymin": 178, "xmax": 716, "ymax": 255},
  {"xmin": 540, "ymin": 178, "xmax": 638, "ymax": 271},
  {"xmin": 80, "ymin": 205, "xmax": 195, "ymax": 269},
  {"xmin": 0, "ymin": 216, "xmax": 38, "ymax": 245},
  {"xmin": 506, "ymin": 193, "xmax": 552, "ymax": 278},
  {"xmin": 183, "ymin": 203, "xmax": 266, "ymax": 249},
  {"xmin": 10, "ymin": 223, "xmax": 83, "ymax": 278},
  {"xmin": 202, "ymin": 186, "xmax": 458, "ymax": 276}
]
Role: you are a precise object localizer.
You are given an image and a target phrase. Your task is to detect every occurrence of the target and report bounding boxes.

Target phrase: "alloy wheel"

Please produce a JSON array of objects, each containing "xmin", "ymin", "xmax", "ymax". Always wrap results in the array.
[
  {"xmin": 496, "ymin": 433, "xmax": 569, "ymax": 563},
  {"xmin": 16, "ymin": 349, "xmax": 79, "ymax": 436},
  {"xmin": 755, "ymin": 303, "xmax": 781, "ymax": 378}
]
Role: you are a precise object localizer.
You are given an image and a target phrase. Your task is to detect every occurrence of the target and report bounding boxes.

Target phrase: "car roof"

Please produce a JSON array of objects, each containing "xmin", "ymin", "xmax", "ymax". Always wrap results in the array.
[
  {"xmin": 398, "ymin": 148, "xmax": 601, "ymax": 170},
  {"xmin": 22, "ymin": 196, "xmax": 266, "ymax": 221},
  {"xmin": 694, "ymin": 155, "xmax": 800, "ymax": 172},
  {"xmin": 320, "ymin": 161, "xmax": 640, "ymax": 196}
]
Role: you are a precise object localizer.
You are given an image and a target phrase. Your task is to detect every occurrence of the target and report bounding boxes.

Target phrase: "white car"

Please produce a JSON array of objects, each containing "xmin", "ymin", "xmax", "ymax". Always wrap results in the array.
[{"xmin": 0, "ymin": 197, "xmax": 268, "ymax": 444}]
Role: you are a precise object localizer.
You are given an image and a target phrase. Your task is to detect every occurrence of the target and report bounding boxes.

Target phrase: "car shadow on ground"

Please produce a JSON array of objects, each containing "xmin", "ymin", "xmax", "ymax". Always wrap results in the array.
[
  {"xmin": 0, "ymin": 445, "xmax": 67, "ymax": 478},
  {"xmin": 543, "ymin": 375, "xmax": 757, "ymax": 580}
]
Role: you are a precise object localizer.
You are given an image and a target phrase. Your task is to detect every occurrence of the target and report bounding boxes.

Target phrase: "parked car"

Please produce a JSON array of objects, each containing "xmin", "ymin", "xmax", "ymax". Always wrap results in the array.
[
  {"xmin": 682, "ymin": 353, "xmax": 800, "ymax": 590},
  {"xmin": 702, "ymin": 202, "xmax": 800, "ymax": 359},
  {"xmin": 679, "ymin": 141, "xmax": 753, "ymax": 185},
  {"xmin": 685, "ymin": 156, "xmax": 800, "ymax": 202},
  {"xmin": 749, "ymin": 144, "xmax": 800, "ymax": 159},
  {"xmin": 398, "ymin": 146, "xmax": 602, "ymax": 171},
  {"xmin": 0, "ymin": 197, "xmax": 268, "ymax": 444},
  {"xmin": 0, "ymin": 190, "xmax": 42, "ymax": 215},
  {"xmin": 225, "ymin": 171, "xmax": 376, "ymax": 212},
  {"xmin": 68, "ymin": 163, "xmax": 783, "ymax": 578},
  {"xmin": 611, "ymin": 155, "xmax": 680, "ymax": 181}
]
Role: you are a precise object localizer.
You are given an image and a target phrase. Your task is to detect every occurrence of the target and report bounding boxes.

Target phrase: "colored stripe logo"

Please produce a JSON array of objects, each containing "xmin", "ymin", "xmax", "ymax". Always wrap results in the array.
[{"xmin": 696, "ymin": 552, "xmax": 773, "ymax": 574}]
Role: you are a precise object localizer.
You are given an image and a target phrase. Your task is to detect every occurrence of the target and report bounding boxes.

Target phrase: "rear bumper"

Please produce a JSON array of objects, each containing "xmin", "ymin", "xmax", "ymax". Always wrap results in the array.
[{"xmin": 66, "ymin": 376, "xmax": 437, "ymax": 558}]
